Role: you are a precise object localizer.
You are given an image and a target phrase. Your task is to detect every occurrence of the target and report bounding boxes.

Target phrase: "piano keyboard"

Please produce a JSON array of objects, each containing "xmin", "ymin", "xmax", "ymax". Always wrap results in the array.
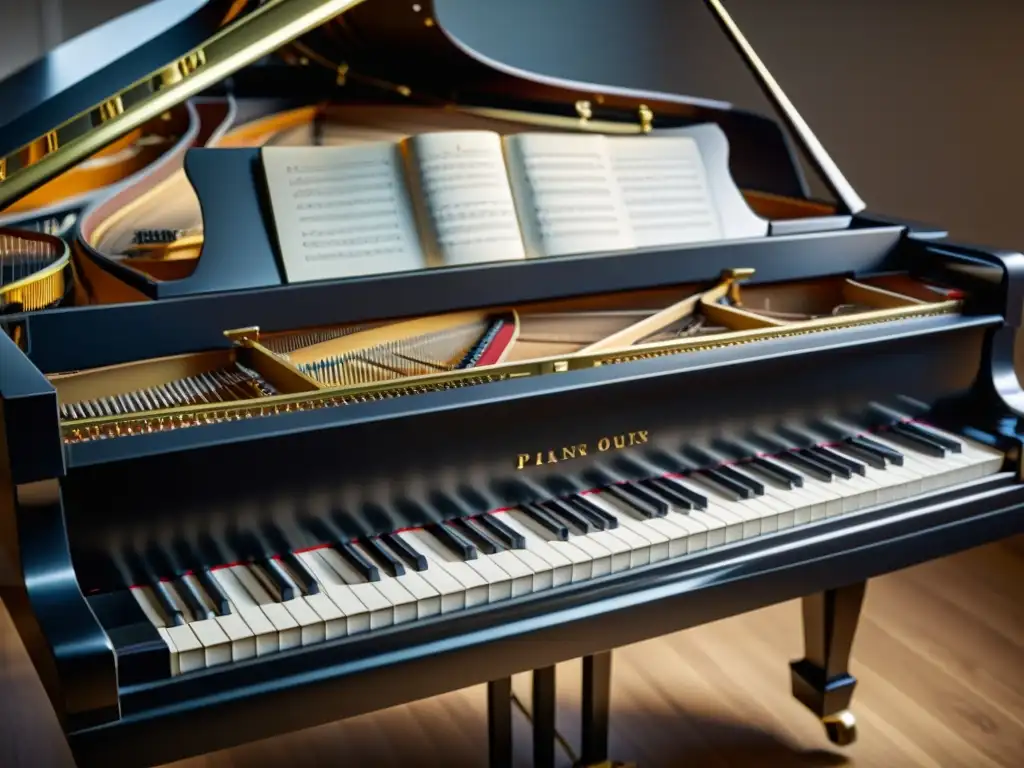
[{"xmin": 124, "ymin": 419, "xmax": 1004, "ymax": 676}]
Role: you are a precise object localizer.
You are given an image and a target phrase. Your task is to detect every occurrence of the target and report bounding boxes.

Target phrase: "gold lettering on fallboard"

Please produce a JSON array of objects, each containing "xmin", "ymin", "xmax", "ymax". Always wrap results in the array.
[{"xmin": 514, "ymin": 431, "xmax": 648, "ymax": 470}]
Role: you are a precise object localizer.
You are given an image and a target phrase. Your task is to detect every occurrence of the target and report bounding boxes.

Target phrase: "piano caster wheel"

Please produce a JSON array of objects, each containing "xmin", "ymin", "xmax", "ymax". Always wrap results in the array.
[{"xmin": 823, "ymin": 711, "xmax": 857, "ymax": 747}]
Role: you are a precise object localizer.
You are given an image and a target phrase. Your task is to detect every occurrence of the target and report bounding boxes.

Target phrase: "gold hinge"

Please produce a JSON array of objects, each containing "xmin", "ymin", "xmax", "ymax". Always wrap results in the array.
[
  {"xmin": 98, "ymin": 96, "xmax": 125, "ymax": 123},
  {"xmin": 160, "ymin": 48, "xmax": 207, "ymax": 87},
  {"xmin": 638, "ymin": 103, "xmax": 654, "ymax": 133},
  {"xmin": 575, "ymin": 100, "xmax": 593, "ymax": 124},
  {"xmin": 42, "ymin": 130, "xmax": 60, "ymax": 154},
  {"xmin": 0, "ymin": 158, "xmax": 6, "ymax": 182},
  {"xmin": 336, "ymin": 62, "xmax": 350, "ymax": 86}
]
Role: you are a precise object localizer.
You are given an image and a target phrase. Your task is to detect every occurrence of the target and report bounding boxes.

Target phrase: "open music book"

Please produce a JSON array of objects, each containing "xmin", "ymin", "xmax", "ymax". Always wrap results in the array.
[{"xmin": 261, "ymin": 126, "xmax": 767, "ymax": 284}]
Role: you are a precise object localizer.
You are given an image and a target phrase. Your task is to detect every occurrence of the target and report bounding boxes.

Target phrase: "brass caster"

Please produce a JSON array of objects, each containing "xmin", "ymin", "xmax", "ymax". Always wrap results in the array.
[{"xmin": 823, "ymin": 710, "xmax": 857, "ymax": 747}]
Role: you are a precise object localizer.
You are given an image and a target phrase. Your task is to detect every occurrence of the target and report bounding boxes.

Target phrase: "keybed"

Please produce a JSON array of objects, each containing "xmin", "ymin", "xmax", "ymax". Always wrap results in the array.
[{"xmin": 109, "ymin": 415, "xmax": 1003, "ymax": 678}]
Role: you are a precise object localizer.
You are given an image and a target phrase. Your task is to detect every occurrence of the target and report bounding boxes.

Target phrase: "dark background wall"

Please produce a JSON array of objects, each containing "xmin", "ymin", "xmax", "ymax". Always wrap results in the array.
[{"xmin": 1, "ymin": 0, "xmax": 1021, "ymax": 248}]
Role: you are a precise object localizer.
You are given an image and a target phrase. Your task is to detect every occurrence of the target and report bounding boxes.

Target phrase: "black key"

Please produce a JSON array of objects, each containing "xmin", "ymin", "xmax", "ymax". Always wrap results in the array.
[
  {"xmin": 849, "ymin": 435, "xmax": 903, "ymax": 466},
  {"xmin": 895, "ymin": 421, "xmax": 960, "ymax": 453},
  {"xmin": 455, "ymin": 518, "xmax": 502, "ymax": 555},
  {"xmin": 640, "ymin": 478, "xmax": 693, "ymax": 510},
  {"xmin": 717, "ymin": 465, "xmax": 765, "ymax": 495},
  {"xmin": 281, "ymin": 552, "xmax": 320, "ymax": 595},
  {"xmin": 197, "ymin": 569, "xmax": 231, "ymax": 616},
  {"xmin": 253, "ymin": 558, "xmax": 299, "ymax": 602},
  {"xmin": 884, "ymin": 424, "xmax": 946, "ymax": 458},
  {"xmin": 602, "ymin": 484, "xmax": 666, "ymax": 518},
  {"xmin": 803, "ymin": 448, "xmax": 852, "ymax": 479},
  {"xmin": 814, "ymin": 446, "xmax": 866, "ymax": 476},
  {"xmin": 750, "ymin": 457, "xmax": 802, "ymax": 488},
  {"xmin": 542, "ymin": 498, "xmax": 596, "ymax": 533},
  {"xmin": 382, "ymin": 533, "xmax": 429, "ymax": 571},
  {"xmin": 570, "ymin": 494, "xmax": 619, "ymax": 528},
  {"xmin": 177, "ymin": 575, "xmax": 215, "ymax": 621},
  {"xmin": 660, "ymin": 476, "xmax": 709, "ymax": 509},
  {"xmin": 700, "ymin": 469, "xmax": 751, "ymax": 500},
  {"xmin": 479, "ymin": 514, "xmax": 527, "ymax": 549},
  {"xmin": 779, "ymin": 451, "xmax": 834, "ymax": 481},
  {"xmin": 520, "ymin": 504, "xmax": 569, "ymax": 541},
  {"xmin": 562, "ymin": 495, "xmax": 608, "ymax": 530},
  {"xmin": 360, "ymin": 537, "xmax": 407, "ymax": 577},
  {"xmin": 619, "ymin": 483, "xmax": 670, "ymax": 515},
  {"xmin": 151, "ymin": 580, "xmax": 186, "ymax": 626},
  {"xmin": 334, "ymin": 540, "xmax": 382, "ymax": 580},
  {"xmin": 835, "ymin": 440, "xmax": 886, "ymax": 470},
  {"xmin": 426, "ymin": 523, "xmax": 478, "ymax": 561}
]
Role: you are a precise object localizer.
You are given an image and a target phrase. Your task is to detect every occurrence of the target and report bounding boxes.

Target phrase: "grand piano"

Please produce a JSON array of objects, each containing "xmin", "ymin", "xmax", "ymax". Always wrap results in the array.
[{"xmin": 2, "ymin": 1, "xmax": 1023, "ymax": 767}]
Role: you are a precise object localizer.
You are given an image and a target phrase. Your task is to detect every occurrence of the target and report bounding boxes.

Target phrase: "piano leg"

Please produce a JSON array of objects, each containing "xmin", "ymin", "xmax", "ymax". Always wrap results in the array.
[
  {"xmin": 580, "ymin": 651, "xmax": 613, "ymax": 765},
  {"xmin": 488, "ymin": 677, "xmax": 513, "ymax": 768},
  {"xmin": 533, "ymin": 666, "xmax": 557, "ymax": 768},
  {"xmin": 789, "ymin": 581, "xmax": 866, "ymax": 746}
]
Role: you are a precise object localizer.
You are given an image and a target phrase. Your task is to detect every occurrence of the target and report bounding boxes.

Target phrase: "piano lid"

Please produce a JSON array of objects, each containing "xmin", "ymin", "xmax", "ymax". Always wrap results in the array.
[
  {"xmin": 0, "ymin": 0, "xmax": 864, "ymax": 216},
  {"xmin": 0, "ymin": 0, "xmax": 367, "ymax": 212}
]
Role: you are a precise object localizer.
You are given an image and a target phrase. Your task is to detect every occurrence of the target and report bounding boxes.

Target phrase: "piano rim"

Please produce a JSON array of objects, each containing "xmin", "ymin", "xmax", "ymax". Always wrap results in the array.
[{"xmin": 62, "ymin": 469, "xmax": 1024, "ymax": 767}]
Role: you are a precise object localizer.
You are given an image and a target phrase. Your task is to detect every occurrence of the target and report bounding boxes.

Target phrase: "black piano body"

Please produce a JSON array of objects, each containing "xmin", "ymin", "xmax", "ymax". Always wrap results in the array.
[{"xmin": 1, "ymin": 1, "xmax": 1024, "ymax": 766}]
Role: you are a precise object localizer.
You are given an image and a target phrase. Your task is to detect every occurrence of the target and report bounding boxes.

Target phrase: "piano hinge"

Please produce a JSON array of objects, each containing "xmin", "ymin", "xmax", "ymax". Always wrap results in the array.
[
  {"xmin": 638, "ymin": 103, "xmax": 654, "ymax": 133},
  {"xmin": 575, "ymin": 100, "xmax": 593, "ymax": 124},
  {"xmin": 97, "ymin": 96, "xmax": 125, "ymax": 123},
  {"xmin": 160, "ymin": 48, "xmax": 207, "ymax": 87}
]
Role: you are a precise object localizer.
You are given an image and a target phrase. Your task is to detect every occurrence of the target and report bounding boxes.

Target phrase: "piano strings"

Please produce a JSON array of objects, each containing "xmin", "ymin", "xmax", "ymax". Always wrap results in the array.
[{"xmin": 51, "ymin": 268, "xmax": 961, "ymax": 444}]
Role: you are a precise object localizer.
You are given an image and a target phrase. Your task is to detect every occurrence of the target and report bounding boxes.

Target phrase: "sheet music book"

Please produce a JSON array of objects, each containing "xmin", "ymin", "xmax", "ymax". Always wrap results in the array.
[{"xmin": 261, "ymin": 125, "xmax": 767, "ymax": 284}]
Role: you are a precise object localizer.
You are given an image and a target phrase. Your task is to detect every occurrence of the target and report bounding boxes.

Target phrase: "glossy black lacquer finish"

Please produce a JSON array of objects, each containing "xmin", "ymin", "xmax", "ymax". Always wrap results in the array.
[
  {"xmin": 3, "ymin": 2, "xmax": 1024, "ymax": 764},
  {"xmin": 3, "ymin": 223, "xmax": 1024, "ymax": 756},
  {"xmin": 66, "ymin": 474, "xmax": 1024, "ymax": 767}
]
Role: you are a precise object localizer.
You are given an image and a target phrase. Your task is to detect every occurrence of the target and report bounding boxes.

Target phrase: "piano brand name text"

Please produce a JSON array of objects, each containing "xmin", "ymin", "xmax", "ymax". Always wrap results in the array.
[{"xmin": 516, "ymin": 430, "xmax": 649, "ymax": 470}]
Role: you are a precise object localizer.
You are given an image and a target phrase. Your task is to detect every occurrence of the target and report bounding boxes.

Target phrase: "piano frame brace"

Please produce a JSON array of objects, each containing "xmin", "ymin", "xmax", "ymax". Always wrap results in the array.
[{"xmin": 61, "ymin": 471, "xmax": 1024, "ymax": 768}]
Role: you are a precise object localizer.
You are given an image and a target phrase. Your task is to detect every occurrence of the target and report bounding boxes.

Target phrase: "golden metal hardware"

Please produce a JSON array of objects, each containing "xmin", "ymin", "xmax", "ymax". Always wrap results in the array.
[
  {"xmin": 223, "ymin": 326, "xmax": 261, "ymax": 343},
  {"xmin": 336, "ymin": 62, "xmax": 350, "ymax": 86},
  {"xmin": 575, "ymin": 100, "xmax": 593, "ymax": 123},
  {"xmin": 423, "ymin": 16, "xmax": 435, "ymax": 27},
  {"xmin": 0, "ymin": 159, "xmax": 5, "ymax": 182},
  {"xmin": 160, "ymin": 49, "xmax": 208, "ymax": 87},
  {"xmin": 638, "ymin": 104, "xmax": 654, "ymax": 133},
  {"xmin": 97, "ymin": 96, "xmax": 125, "ymax": 123}
]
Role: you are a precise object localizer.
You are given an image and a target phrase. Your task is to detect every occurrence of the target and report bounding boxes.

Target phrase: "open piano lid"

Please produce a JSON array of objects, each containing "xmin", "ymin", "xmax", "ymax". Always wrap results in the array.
[
  {"xmin": 0, "ymin": 0, "xmax": 365, "ymax": 212},
  {"xmin": 0, "ymin": 0, "xmax": 864, "ymax": 215}
]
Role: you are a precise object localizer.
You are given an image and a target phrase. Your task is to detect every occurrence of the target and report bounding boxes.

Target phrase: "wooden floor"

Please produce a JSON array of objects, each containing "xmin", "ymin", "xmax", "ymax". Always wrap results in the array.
[{"xmin": 3, "ymin": 538, "xmax": 1022, "ymax": 768}]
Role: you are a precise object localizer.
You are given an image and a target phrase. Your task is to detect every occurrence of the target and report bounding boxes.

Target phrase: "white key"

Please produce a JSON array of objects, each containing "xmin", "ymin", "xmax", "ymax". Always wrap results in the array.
[
  {"xmin": 504, "ymin": 511, "xmax": 596, "ymax": 580},
  {"xmin": 348, "ymin": 542, "xmax": 426, "ymax": 623},
  {"xmin": 296, "ymin": 550, "xmax": 372, "ymax": 635},
  {"xmin": 210, "ymin": 568, "xmax": 279, "ymax": 656},
  {"xmin": 187, "ymin": 617, "xmax": 233, "ymax": 668},
  {"xmin": 392, "ymin": 533, "xmax": 471, "ymax": 611},
  {"xmin": 497, "ymin": 513, "xmax": 580, "ymax": 586},
  {"xmin": 231, "ymin": 566, "xmax": 302, "ymax": 651},
  {"xmin": 317, "ymin": 548, "xmax": 398, "ymax": 629},
  {"xmin": 402, "ymin": 530, "xmax": 490, "ymax": 607},
  {"xmin": 587, "ymin": 492, "xmax": 684, "ymax": 559}
]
